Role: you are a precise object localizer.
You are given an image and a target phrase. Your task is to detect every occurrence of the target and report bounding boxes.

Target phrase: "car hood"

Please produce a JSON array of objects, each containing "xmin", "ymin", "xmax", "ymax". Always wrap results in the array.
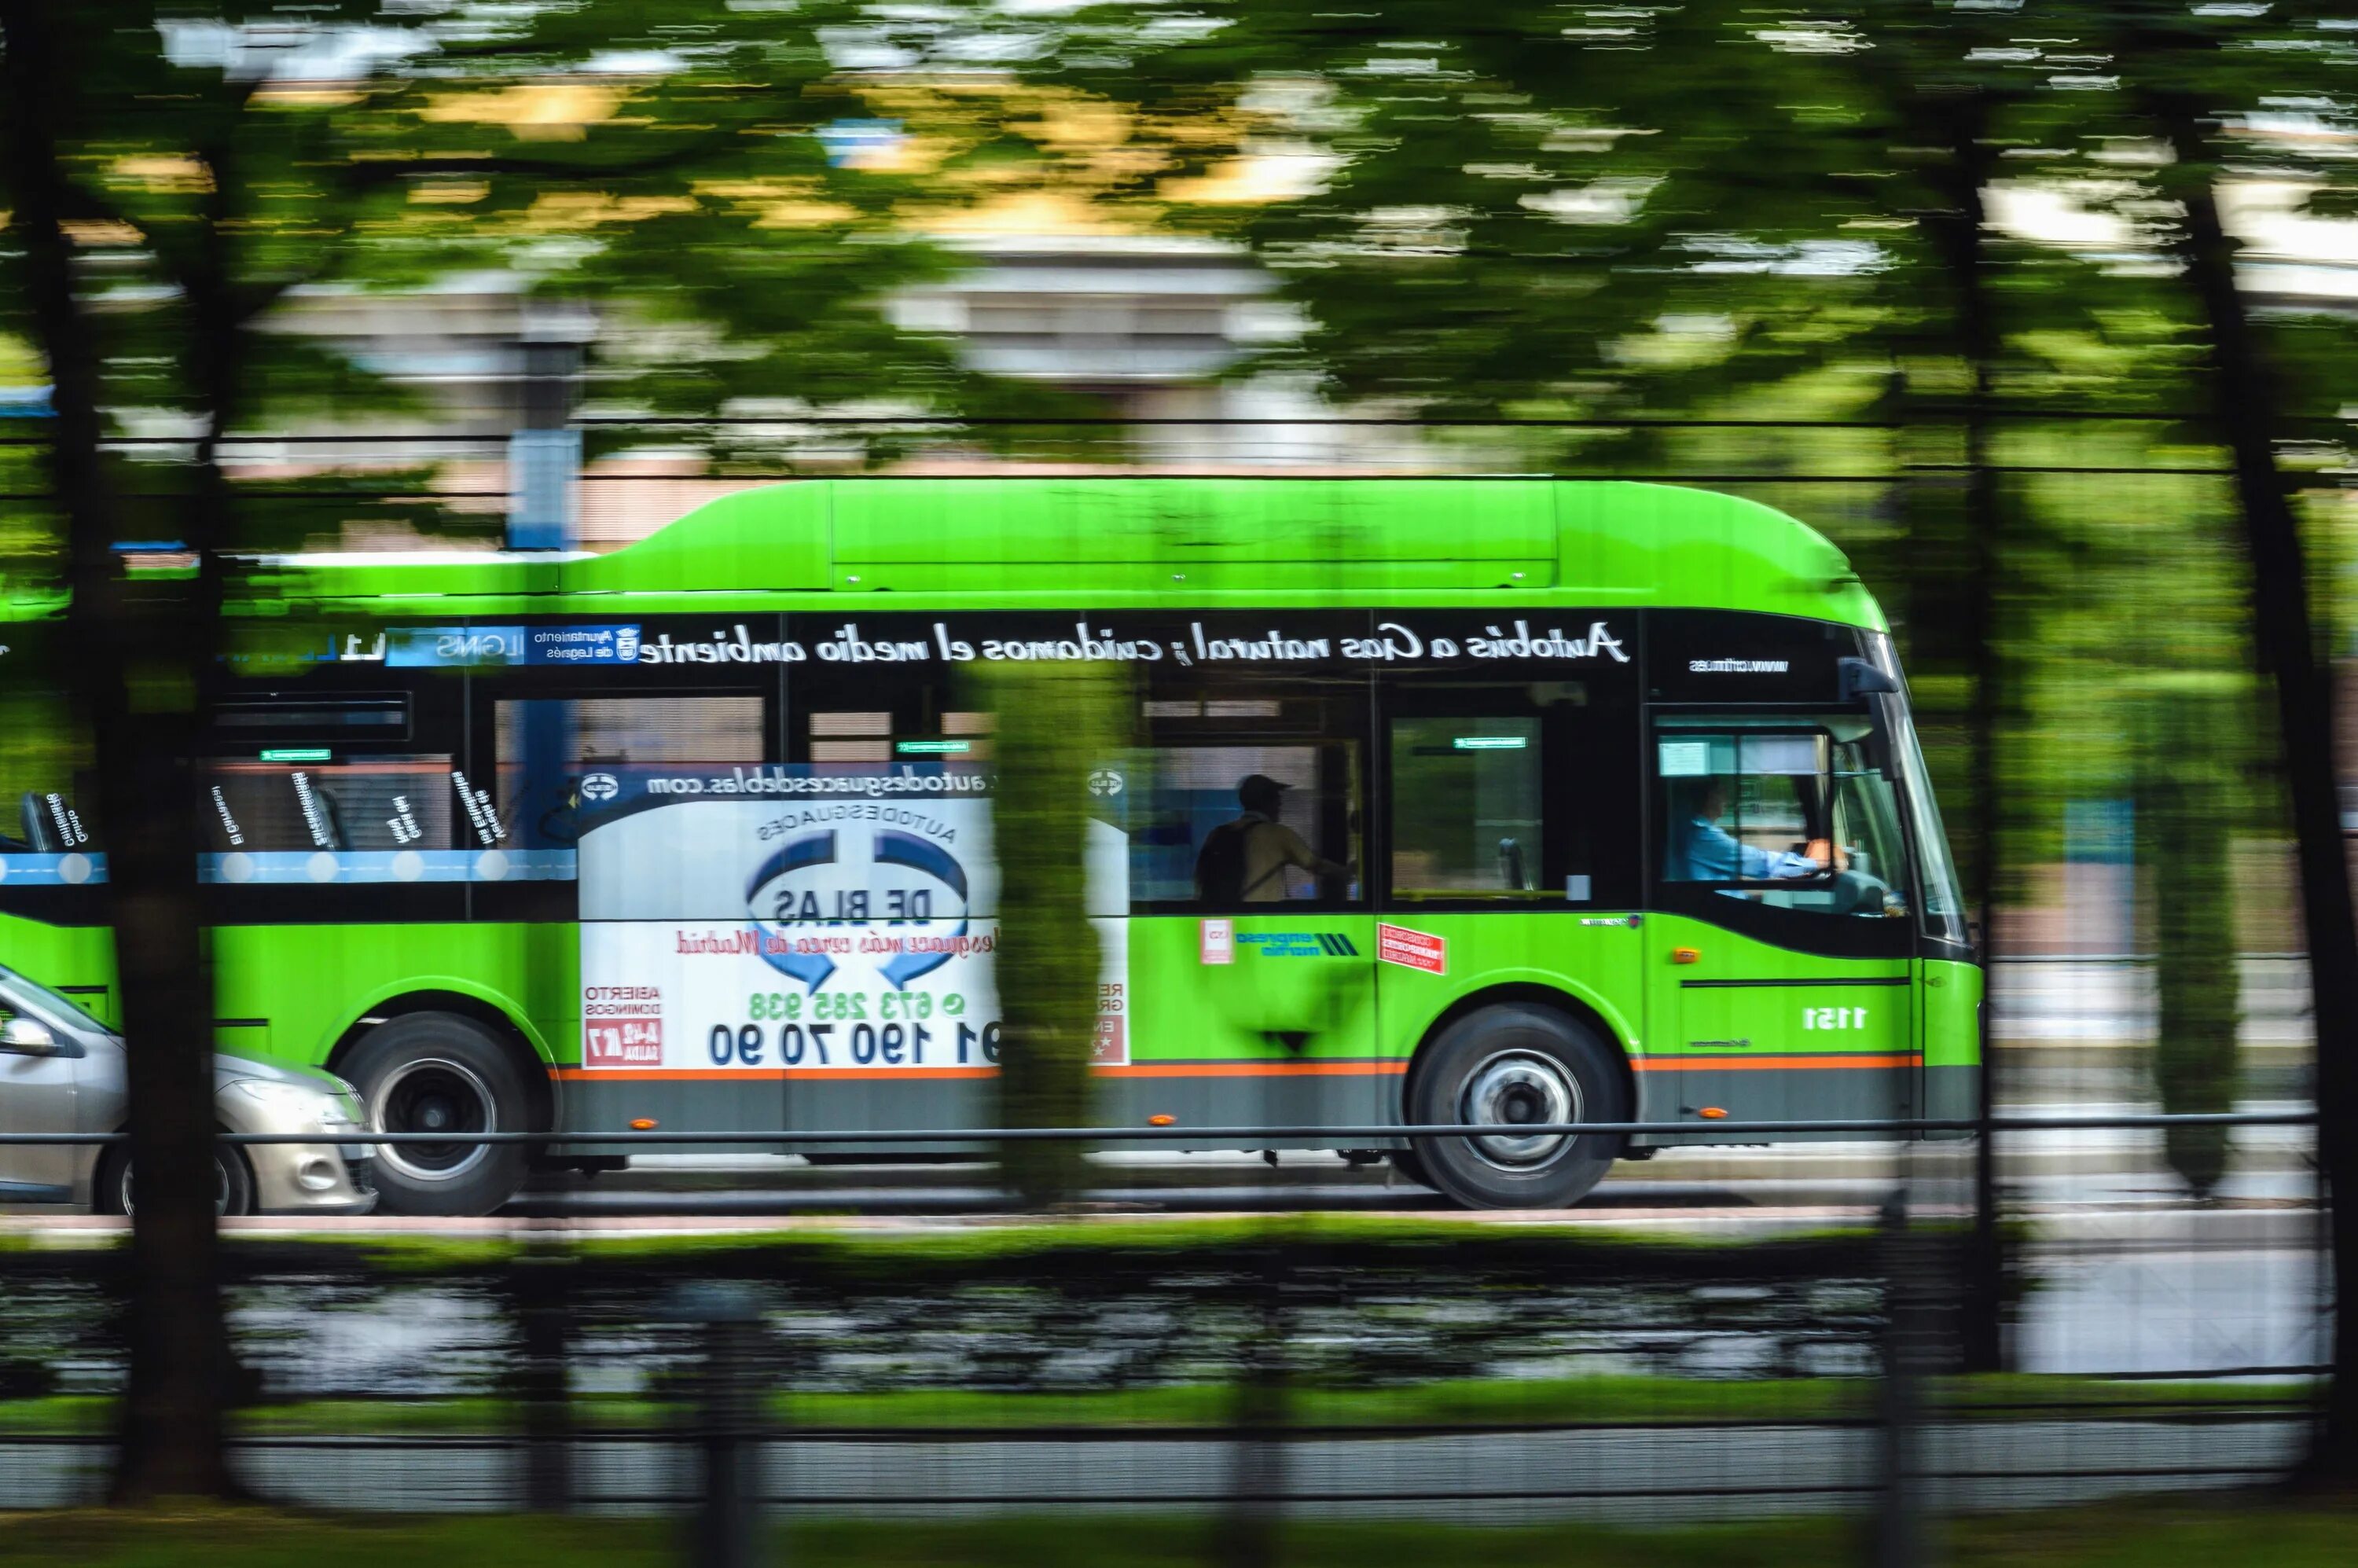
[{"xmin": 212, "ymin": 1052, "xmax": 358, "ymax": 1097}]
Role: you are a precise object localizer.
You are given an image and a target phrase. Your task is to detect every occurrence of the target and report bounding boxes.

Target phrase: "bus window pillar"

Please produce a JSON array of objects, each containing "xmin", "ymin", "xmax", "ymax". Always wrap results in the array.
[
  {"xmin": 507, "ymin": 300, "xmax": 591, "ymax": 553},
  {"xmin": 508, "ymin": 303, "xmax": 590, "ymax": 854}
]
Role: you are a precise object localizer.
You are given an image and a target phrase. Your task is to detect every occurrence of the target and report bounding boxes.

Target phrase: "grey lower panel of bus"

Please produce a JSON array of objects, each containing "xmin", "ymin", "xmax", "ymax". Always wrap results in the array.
[
  {"xmin": 553, "ymin": 1068, "xmax": 1401, "ymax": 1157},
  {"xmin": 1923, "ymin": 1063, "xmax": 1979, "ymax": 1132},
  {"xmin": 1628, "ymin": 1062, "xmax": 1949, "ymax": 1147},
  {"xmin": 553, "ymin": 1059, "xmax": 1975, "ymax": 1156}
]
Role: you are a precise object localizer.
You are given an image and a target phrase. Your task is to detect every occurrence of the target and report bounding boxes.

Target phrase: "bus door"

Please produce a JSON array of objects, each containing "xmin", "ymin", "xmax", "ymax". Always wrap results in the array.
[
  {"xmin": 1642, "ymin": 712, "xmax": 1920, "ymax": 1133},
  {"xmin": 1374, "ymin": 669, "xmax": 1646, "ymax": 1103},
  {"xmin": 1113, "ymin": 655, "xmax": 1376, "ymax": 1137}
]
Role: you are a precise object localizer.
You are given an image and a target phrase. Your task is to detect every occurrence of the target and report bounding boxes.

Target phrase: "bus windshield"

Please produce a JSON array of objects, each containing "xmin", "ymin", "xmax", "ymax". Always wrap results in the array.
[{"xmin": 1867, "ymin": 633, "xmax": 1971, "ymax": 948}]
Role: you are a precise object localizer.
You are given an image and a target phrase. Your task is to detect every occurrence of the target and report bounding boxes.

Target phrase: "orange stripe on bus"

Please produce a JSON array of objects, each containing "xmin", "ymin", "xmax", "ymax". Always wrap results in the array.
[
  {"xmin": 1633, "ymin": 1053, "xmax": 1922, "ymax": 1072},
  {"xmin": 552, "ymin": 1067, "xmax": 997, "ymax": 1082},
  {"xmin": 553, "ymin": 1061, "xmax": 1409, "ymax": 1082},
  {"xmin": 1096, "ymin": 1060, "xmax": 1409, "ymax": 1078}
]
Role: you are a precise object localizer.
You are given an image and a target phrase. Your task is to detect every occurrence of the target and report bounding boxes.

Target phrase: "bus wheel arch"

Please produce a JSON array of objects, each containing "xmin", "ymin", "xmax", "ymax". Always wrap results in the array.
[
  {"xmin": 329, "ymin": 990, "xmax": 554, "ymax": 1134},
  {"xmin": 1400, "ymin": 985, "xmax": 1634, "ymax": 1210},
  {"xmin": 1402, "ymin": 982, "xmax": 1636, "ymax": 1122},
  {"xmin": 330, "ymin": 994, "xmax": 549, "ymax": 1217}
]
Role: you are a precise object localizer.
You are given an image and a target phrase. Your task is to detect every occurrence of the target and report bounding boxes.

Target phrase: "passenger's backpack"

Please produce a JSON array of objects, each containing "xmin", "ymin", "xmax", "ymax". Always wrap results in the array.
[{"xmin": 1195, "ymin": 820, "xmax": 1250, "ymax": 904}]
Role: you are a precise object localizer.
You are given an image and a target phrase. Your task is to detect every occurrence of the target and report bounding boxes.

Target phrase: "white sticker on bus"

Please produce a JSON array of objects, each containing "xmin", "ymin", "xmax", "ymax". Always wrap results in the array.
[{"xmin": 575, "ymin": 767, "xmax": 1127, "ymax": 1071}]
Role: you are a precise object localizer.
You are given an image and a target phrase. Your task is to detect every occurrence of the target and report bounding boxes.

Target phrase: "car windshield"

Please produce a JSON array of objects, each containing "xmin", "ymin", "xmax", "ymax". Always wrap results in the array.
[{"xmin": 0, "ymin": 963, "xmax": 109, "ymax": 1034}]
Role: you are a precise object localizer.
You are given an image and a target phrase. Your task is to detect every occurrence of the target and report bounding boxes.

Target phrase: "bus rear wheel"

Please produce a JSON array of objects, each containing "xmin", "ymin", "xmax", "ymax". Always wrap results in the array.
[
  {"xmin": 342, "ymin": 1012, "xmax": 532, "ymax": 1217},
  {"xmin": 1407, "ymin": 1004, "xmax": 1626, "ymax": 1210}
]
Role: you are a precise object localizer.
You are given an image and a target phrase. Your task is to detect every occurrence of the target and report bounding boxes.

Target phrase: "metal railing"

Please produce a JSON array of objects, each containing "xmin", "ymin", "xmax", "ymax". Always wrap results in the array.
[
  {"xmin": 0, "ymin": 1107, "xmax": 2322, "ymax": 1149},
  {"xmin": 0, "ymin": 1102, "xmax": 2329, "ymax": 1568}
]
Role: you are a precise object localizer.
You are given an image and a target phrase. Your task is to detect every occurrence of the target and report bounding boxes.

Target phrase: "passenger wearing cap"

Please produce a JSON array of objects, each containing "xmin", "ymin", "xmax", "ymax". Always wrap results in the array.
[{"xmin": 1194, "ymin": 773, "xmax": 1352, "ymax": 903}]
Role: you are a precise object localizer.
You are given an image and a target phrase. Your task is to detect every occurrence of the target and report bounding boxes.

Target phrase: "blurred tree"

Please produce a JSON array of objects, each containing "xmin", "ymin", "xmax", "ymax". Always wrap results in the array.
[
  {"xmin": 1079, "ymin": 0, "xmax": 2315, "ymax": 1368},
  {"xmin": 2136, "ymin": 678, "xmax": 2242, "ymax": 1199},
  {"xmin": 0, "ymin": 0, "xmax": 244, "ymax": 1500},
  {"xmin": 0, "ymin": 0, "xmax": 1131, "ymax": 1496},
  {"xmin": 1123, "ymin": 2, "xmax": 1886, "ymax": 445},
  {"xmin": 2015, "ymin": 428, "xmax": 2256, "ymax": 1197},
  {"xmin": 971, "ymin": 662, "xmax": 1124, "ymax": 1208},
  {"xmin": 367, "ymin": 0, "xmax": 1030, "ymax": 474},
  {"xmin": 2108, "ymin": 1, "xmax": 2358, "ymax": 1482}
]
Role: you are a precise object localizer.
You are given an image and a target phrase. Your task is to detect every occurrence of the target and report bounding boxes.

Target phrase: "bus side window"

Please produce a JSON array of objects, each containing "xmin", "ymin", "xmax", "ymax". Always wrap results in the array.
[
  {"xmin": 1382, "ymin": 678, "xmax": 1622, "ymax": 908},
  {"xmin": 0, "ymin": 788, "xmax": 101, "ymax": 889},
  {"xmin": 200, "ymin": 755, "xmax": 457, "ymax": 868},
  {"xmin": 1126, "ymin": 680, "xmax": 1363, "ymax": 911},
  {"xmin": 1388, "ymin": 714, "xmax": 1544, "ymax": 900},
  {"xmin": 494, "ymin": 696, "xmax": 765, "ymax": 849},
  {"xmin": 5, "ymin": 791, "xmax": 94, "ymax": 856}
]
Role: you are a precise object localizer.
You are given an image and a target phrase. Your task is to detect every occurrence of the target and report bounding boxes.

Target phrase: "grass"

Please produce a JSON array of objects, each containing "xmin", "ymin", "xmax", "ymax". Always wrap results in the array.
[
  {"xmin": 0, "ymin": 1374, "xmax": 2311, "ymax": 1438},
  {"xmin": 4, "ymin": 1501, "xmax": 2358, "ymax": 1568},
  {"xmin": 187, "ymin": 1211, "xmax": 1888, "ymax": 1273}
]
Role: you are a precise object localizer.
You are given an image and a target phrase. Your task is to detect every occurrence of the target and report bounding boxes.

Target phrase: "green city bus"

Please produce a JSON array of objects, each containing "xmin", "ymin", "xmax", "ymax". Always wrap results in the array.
[{"xmin": 0, "ymin": 479, "xmax": 1980, "ymax": 1214}]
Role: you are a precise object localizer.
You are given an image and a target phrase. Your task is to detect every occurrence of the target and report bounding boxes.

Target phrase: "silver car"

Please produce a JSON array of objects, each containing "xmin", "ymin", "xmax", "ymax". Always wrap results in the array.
[{"xmin": 0, "ymin": 964, "xmax": 376, "ymax": 1216}]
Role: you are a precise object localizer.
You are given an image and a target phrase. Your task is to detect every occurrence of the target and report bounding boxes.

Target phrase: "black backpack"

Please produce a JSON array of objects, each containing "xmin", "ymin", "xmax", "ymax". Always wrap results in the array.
[{"xmin": 1195, "ymin": 820, "xmax": 1251, "ymax": 905}]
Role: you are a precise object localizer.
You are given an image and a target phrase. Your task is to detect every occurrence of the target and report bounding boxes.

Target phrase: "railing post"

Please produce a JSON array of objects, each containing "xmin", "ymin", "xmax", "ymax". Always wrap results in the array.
[
  {"xmin": 1222, "ymin": 1221, "xmax": 1293, "ymax": 1568},
  {"xmin": 669, "ymin": 1281, "xmax": 769, "ymax": 1568},
  {"xmin": 1871, "ymin": 1188, "xmax": 1934, "ymax": 1568},
  {"xmin": 1962, "ymin": 985, "xmax": 2006, "ymax": 1372},
  {"xmin": 509, "ymin": 1236, "xmax": 575, "ymax": 1512}
]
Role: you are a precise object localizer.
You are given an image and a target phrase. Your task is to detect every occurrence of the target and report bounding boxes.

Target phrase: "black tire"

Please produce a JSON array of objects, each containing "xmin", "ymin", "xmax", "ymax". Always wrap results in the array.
[
  {"xmin": 96, "ymin": 1136, "xmax": 255, "ymax": 1218},
  {"xmin": 340, "ymin": 1012, "xmax": 534, "ymax": 1217},
  {"xmin": 1406, "ymin": 1004, "xmax": 1628, "ymax": 1210}
]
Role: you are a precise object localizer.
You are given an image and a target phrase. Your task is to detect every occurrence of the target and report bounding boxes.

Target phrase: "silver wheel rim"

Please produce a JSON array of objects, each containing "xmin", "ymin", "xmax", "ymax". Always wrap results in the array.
[
  {"xmin": 1458, "ymin": 1048, "xmax": 1581, "ymax": 1170},
  {"xmin": 370, "ymin": 1056, "xmax": 498, "ymax": 1182},
  {"xmin": 118, "ymin": 1155, "xmax": 234, "ymax": 1217}
]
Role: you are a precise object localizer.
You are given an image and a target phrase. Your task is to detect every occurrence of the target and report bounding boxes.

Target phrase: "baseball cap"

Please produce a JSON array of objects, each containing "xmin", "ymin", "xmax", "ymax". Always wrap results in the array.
[{"xmin": 1238, "ymin": 773, "xmax": 1290, "ymax": 801}]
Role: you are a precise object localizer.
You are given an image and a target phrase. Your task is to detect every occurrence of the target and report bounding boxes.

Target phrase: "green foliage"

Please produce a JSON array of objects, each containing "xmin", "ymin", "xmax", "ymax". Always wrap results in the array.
[
  {"xmin": 0, "ymin": 0, "xmax": 1139, "ymax": 568},
  {"xmin": 9, "ymin": 1501, "xmax": 2358, "ymax": 1568},
  {"xmin": 0, "ymin": 1370, "xmax": 2308, "ymax": 1438},
  {"xmin": 1069, "ymin": 0, "xmax": 2358, "ymax": 945},
  {"xmin": 1, "ymin": 2, "xmax": 2353, "ymax": 938},
  {"xmin": 968, "ymin": 661, "xmax": 1126, "ymax": 1206}
]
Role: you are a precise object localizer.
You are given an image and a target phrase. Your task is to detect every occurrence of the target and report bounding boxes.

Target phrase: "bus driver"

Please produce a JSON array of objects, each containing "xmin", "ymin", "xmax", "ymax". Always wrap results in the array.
[{"xmin": 1669, "ymin": 780, "xmax": 1833, "ymax": 883}]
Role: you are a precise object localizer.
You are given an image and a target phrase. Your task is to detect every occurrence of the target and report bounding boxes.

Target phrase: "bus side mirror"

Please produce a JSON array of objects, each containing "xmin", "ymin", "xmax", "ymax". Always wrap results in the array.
[
  {"xmin": 1837, "ymin": 658, "xmax": 1901, "ymax": 775},
  {"xmin": 1837, "ymin": 657, "xmax": 1897, "ymax": 700}
]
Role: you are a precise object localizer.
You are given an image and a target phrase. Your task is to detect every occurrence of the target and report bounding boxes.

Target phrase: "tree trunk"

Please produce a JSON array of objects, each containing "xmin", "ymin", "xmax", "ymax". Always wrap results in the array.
[
  {"xmin": 2146, "ymin": 86, "xmax": 2358, "ymax": 1485},
  {"xmin": 973, "ymin": 662, "xmax": 1122, "ymax": 1206},
  {"xmin": 2138, "ymin": 689, "xmax": 2239, "ymax": 1197},
  {"xmin": 0, "ymin": 2, "xmax": 241, "ymax": 1500},
  {"xmin": 1914, "ymin": 84, "xmax": 2008, "ymax": 1374}
]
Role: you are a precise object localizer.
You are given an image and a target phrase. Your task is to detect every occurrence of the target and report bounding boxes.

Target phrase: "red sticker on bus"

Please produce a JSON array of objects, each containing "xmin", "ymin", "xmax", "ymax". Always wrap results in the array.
[
  {"xmin": 585, "ymin": 1018, "xmax": 663, "ymax": 1067},
  {"xmin": 1376, "ymin": 924, "xmax": 1446, "ymax": 975}
]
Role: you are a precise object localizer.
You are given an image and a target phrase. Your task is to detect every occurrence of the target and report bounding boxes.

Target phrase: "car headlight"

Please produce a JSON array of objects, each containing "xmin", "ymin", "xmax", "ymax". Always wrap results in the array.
[{"xmin": 222, "ymin": 1078, "xmax": 342, "ymax": 1129}]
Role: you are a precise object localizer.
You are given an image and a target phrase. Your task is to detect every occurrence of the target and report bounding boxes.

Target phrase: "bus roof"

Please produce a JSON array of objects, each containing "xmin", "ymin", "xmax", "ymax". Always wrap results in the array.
[{"xmin": 20, "ymin": 479, "xmax": 1889, "ymax": 629}]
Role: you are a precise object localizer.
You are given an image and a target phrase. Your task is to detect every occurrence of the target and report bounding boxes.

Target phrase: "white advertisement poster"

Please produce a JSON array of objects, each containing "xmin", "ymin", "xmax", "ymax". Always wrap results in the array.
[{"xmin": 578, "ymin": 766, "xmax": 1126, "ymax": 1073}]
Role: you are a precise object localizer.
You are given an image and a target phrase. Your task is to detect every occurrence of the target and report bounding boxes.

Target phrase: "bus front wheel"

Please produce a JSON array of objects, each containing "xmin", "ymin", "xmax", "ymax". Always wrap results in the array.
[
  {"xmin": 1407, "ymin": 1005, "xmax": 1626, "ymax": 1210},
  {"xmin": 343, "ymin": 1012, "xmax": 532, "ymax": 1217}
]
